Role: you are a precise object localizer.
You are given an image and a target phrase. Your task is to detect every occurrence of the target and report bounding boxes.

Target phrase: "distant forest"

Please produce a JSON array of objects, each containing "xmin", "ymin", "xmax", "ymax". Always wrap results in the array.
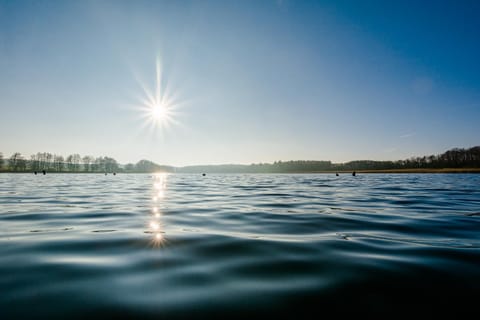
[{"xmin": 0, "ymin": 146, "xmax": 479, "ymax": 173}]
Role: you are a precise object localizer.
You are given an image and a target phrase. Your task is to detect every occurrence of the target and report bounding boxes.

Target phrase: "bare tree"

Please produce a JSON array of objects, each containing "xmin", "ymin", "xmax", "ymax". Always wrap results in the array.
[
  {"xmin": 104, "ymin": 157, "xmax": 119, "ymax": 173},
  {"xmin": 9, "ymin": 152, "xmax": 20, "ymax": 171},
  {"xmin": 82, "ymin": 155, "xmax": 94, "ymax": 172},
  {"xmin": 54, "ymin": 155, "xmax": 65, "ymax": 172},
  {"xmin": 72, "ymin": 154, "xmax": 81, "ymax": 171},
  {"xmin": 45, "ymin": 153, "xmax": 53, "ymax": 170},
  {"xmin": 66, "ymin": 155, "xmax": 74, "ymax": 171},
  {"xmin": 9, "ymin": 152, "xmax": 26, "ymax": 171},
  {"xmin": 30, "ymin": 154, "xmax": 39, "ymax": 171},
  {"xmin": 95, "ymin": 157, "xmax": 106, "ymax": 173}
]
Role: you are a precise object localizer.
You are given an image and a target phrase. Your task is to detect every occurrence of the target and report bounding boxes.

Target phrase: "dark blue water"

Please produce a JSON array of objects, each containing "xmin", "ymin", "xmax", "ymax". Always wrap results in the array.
[{"xmin": 1, "ymin": 173, "xmax": 479, "ymax": 318}]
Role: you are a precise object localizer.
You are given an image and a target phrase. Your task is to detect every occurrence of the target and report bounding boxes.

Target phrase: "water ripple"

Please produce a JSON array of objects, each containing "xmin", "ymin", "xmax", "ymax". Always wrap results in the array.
[{"xmin": 1, "ymin": 173, "xmax": 480, "ymax": 317}]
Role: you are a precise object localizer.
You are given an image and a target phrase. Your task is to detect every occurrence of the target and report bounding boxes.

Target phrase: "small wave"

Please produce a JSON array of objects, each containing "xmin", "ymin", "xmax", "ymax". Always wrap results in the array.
[
  {"xmin": 465, "ymin": 212, "xmax": 480, "ymax": 217},
  {"xmin": 1, "ymin": 173, "xmax": 480, "ymax": 317}
]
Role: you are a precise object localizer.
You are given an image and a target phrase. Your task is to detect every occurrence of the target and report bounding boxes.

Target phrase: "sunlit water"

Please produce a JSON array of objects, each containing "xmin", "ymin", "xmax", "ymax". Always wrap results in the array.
[{"xmin": 1, "ymin": 173, "xmax": 479, "ymax": 318}]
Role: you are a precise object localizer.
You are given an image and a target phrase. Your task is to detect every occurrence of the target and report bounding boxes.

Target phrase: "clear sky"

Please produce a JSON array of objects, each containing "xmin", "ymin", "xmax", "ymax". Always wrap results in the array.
[{"xmin": 1, "ymin": 0, "xmax": 479, "ymax": 166}]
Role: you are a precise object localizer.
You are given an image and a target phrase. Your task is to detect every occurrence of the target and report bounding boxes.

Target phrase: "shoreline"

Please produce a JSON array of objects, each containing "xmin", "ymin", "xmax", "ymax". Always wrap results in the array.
[
  {"xmin": 336, "ymin": 168, "xmax": 480, "ymax": 174},
  {"xmin": 1, "ymin": 168, "xmax": 480, "ymax": 174}
]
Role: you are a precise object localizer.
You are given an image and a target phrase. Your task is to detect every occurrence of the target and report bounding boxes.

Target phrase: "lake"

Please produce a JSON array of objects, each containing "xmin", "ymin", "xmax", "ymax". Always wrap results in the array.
[{"xmin": 1, "ymin": 173, "xmax": 479, "ymax": 318}]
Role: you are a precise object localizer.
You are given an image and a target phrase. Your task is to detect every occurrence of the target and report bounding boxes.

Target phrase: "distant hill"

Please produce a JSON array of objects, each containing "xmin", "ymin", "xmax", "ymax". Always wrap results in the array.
[
  {"xmin": 176, "ymin": 161, "xmax": 332, "ymax": 173},
  {"xmin": 175, "ymin": 146, "xmax": 480, "ymax": 173}
]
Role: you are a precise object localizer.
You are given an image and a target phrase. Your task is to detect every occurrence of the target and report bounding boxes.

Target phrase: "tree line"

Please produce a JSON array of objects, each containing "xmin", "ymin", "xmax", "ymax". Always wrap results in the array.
[
  {"xmin": 176, "ymin": 146, "xmax": 480, "ymax": 173},
  {"xmin": 0, "ymin": 152, "xmax": 172, "ymax": 173},
  {"xmin": 0, "ymin": 152, "xmax": 121, "ymax": 173},
  {"xmin": 0, "ymin": 146, "xmax": 479, "ymax": 173},
  {"xmin": 335, "ymin": 146, "xmax": 480, "ymax": 171}
]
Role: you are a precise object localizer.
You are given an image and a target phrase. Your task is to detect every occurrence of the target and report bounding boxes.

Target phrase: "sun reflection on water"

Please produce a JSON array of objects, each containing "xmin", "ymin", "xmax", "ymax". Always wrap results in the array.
[{"xmin": 148, "ymin": 173, "xmax": 169, "ymax": 247}]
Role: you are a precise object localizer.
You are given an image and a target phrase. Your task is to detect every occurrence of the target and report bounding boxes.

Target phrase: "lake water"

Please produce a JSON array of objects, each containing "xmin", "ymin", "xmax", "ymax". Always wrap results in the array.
[{"xmin": 1, "ymin": 173, "xmax": 479, "ymax": 318}]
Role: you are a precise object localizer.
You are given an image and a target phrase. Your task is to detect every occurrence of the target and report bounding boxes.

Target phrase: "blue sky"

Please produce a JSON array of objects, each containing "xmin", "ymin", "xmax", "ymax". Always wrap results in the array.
[{"xmin": 1, "ymin": 0, "xmax": 479, "ymax": 165}]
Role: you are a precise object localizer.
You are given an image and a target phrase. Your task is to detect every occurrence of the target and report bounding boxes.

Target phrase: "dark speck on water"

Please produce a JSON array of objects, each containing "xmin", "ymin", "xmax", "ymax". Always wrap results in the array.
[{"xmin": 0, "ymin": 173, "xmax": 479, "ymax": 318}]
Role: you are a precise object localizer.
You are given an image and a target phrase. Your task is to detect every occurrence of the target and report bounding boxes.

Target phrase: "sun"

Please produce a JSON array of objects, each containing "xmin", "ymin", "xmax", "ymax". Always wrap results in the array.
[
  {"xmin": 151, "ymin": 102, "xmax": 169, "ymax": 122},
  {"xmin": 132, "ymin": 56, "xmax": 183, "ymax": 136}
]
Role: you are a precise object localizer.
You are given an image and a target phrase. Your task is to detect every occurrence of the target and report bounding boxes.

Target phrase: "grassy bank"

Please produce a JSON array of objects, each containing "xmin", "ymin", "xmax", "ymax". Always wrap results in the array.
[{"xmin": 334, "ymin": 168, "xmax": 480, "ymax": 174}]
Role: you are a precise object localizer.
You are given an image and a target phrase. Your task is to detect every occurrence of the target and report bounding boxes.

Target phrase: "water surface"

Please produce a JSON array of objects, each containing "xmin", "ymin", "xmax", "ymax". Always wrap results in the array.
[{"xmin": 1, "ymin": 173, "xmax": 479, "ymax": 318}]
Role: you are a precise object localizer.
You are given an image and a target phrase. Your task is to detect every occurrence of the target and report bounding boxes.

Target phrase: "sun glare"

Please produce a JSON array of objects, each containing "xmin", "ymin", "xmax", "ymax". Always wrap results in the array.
[
  {"xmin": 151, "ymin": 103, "xmax": 169, "ymax": 122},
  {"xmin": 133, "ymin": 56, "xmax": 183, "ymax": 136}
]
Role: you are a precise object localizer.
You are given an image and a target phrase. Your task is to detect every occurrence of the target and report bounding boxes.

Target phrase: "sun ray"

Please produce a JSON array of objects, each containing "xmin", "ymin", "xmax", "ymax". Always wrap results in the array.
[{"xmin": 130, "ymin": 55, "xmax": 185, "ymax": 138}]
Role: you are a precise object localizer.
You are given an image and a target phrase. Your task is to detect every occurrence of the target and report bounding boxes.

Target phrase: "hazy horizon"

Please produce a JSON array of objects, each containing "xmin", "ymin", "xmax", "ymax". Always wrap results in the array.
[{"xmin": 1, "ymin": 0, "xmax": 479, "ymax": 166}]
